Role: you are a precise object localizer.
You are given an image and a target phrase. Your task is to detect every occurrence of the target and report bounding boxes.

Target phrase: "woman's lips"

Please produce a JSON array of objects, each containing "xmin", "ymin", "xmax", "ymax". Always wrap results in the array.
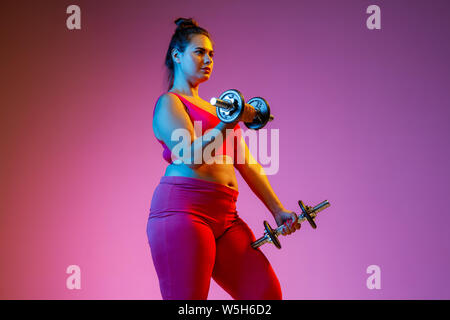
[{"xmin": 201, "ymin": 68, "xmax": 211, "ymax": 73}]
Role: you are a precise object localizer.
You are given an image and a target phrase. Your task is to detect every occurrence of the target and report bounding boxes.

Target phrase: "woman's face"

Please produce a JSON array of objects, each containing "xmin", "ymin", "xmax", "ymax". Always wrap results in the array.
[{"xmin": 174, "ymin": 34, "xmax": 214, "ymax": 85}]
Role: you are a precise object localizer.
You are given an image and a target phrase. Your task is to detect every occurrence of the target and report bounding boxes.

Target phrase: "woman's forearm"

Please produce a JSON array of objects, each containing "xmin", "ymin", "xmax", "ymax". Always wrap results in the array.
[
  {"xmin": 237, "ymin": 163, "xmax": 285, "ymax": 216},
  {"xmin": 187, "ymin": 121, "xmax": 237, "ymax": 169}
]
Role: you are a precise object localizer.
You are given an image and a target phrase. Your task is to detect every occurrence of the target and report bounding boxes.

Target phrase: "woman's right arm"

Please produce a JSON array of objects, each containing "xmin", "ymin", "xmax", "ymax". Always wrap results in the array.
[{"xmin": 153, "ymin": 93, "xmax": 240, "ymax": 169}]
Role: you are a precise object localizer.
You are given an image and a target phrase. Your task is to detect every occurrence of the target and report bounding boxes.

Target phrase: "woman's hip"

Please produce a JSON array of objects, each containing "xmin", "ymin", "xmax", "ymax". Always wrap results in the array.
[{"xmin": 149, "ymin": 176, "xmax": 239, "ymax": 219}]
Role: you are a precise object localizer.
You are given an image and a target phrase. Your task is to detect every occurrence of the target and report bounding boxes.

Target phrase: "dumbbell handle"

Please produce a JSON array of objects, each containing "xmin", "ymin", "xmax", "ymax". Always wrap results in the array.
[
  {"xmin": 256, "ymin": 114, "xmax": 275, "ymax": 122},
  {"xmin": 210, "ymin": 97, "xmax": 235, "ymax": 110},
  {"xmin": 210, "ymin": 97, "xmax": 275, "ymax": 121}
]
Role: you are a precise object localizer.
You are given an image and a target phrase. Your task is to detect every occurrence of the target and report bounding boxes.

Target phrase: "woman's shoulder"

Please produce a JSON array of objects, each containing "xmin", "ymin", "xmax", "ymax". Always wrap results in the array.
[
  {"xmin": 154, "ymin": 92, "xmax": 186, "ymax": 115},
  {"xmin": 153, "ymin": 93, "xmax": 192, "ymax": 136},
  {"xmin": 152, "ymin": 93, "xmax": 191, "ymax": 140},
  {"xmin": 156, "ymin": 91, "xmax": 179, "ymax": 105}
]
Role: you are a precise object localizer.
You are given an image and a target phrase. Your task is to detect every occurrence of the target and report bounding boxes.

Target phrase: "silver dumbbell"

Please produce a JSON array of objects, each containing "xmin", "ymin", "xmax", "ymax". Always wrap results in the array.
[
  {"xmin": 210, "ymin": 89, "xmax": 274, "ymax": 130},
  {"xmin": 251, "ymin": 200, "xmax": 331, "ymax": 249}
]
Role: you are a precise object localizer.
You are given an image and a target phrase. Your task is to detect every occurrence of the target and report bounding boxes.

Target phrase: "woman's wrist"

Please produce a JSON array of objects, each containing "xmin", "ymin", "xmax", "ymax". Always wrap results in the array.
[{"xmin": 270, "ymin": 206, "xmax": 286, "ymax": 217}]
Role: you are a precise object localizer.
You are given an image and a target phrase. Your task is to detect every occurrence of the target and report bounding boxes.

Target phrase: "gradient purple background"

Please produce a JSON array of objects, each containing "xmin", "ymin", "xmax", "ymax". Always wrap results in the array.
[{"xmin": 1, "ymin": 0, "xmax": 450, "ymax": 299}]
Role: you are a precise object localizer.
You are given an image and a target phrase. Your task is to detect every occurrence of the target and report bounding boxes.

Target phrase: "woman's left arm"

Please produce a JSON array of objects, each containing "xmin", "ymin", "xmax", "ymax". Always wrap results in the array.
[{"xmin": 234, "ymin": 136, "xmax": 301, "ymax": 235}]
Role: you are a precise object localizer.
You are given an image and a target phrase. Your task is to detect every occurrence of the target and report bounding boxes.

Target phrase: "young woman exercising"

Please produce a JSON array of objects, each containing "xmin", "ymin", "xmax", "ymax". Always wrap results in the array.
[{"xmin": 147, "ymin": 18, "xmax": 301, "ymax": 300}]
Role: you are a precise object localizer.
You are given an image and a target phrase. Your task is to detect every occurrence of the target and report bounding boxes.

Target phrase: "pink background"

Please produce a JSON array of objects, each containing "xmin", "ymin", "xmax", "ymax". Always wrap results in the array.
[{"xmin": 1, "ymin": 0, "xmax": 450, "ymax": 299}]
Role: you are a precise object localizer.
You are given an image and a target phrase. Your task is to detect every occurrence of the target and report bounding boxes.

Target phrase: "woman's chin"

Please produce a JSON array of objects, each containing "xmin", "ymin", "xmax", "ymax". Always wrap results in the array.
[{"xmin": 198, "ymin": 74, "xmax": 211, "ymax": 82}]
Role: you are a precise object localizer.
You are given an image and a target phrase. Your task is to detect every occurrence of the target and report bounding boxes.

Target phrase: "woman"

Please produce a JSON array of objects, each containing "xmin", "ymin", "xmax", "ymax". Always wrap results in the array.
[{"xmin": 147, "ymin": 17, "xmax": 301, "ymax": 300}]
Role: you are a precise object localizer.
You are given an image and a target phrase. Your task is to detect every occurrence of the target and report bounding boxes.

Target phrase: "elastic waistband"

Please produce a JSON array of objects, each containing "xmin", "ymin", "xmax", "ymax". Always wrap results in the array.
[{"xmin": 160, "ymin": 176, "xmax": 239, "ymax": 199}]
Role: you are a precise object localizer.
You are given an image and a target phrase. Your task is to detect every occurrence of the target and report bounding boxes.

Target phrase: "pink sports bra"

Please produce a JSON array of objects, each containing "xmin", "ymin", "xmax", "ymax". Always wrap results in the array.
[{"xmin": 153, "ymin": 92, "xmax": 242, "ymax": 164}]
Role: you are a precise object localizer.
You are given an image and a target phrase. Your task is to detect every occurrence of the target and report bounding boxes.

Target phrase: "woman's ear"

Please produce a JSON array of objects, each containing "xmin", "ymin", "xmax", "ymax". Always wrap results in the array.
[{"xmin": 171, "ymin": 48, "xmax": 181, "ymax": 64}]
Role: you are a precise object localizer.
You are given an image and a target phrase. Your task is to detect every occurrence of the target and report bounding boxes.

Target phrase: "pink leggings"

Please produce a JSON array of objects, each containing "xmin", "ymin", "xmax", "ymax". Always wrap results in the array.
[{"xmin": 146, "ymin": 176, "xmax": 282, "ymax": 300}]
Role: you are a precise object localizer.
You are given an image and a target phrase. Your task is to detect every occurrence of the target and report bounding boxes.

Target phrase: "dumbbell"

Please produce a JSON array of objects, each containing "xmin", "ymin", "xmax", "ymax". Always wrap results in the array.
[
  {"xmin": 251, "ymin": 200, "xmax": 331, "ymax": 249},
  {"xmin": 210, "ymin": 89, "xmax": 274, "ymax": 130}
]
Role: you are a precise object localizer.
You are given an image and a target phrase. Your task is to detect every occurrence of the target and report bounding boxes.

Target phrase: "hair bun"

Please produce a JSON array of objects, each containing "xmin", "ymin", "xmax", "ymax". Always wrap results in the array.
[{"xmin": 174, "ymin": 17, "xmax": 198, "ymax": 29}]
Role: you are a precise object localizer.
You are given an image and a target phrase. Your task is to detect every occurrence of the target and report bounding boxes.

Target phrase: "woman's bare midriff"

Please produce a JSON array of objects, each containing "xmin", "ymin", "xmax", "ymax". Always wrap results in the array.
[{"xmin": 164, "ymin": 158, "xmax": 239, "ymax": 192}]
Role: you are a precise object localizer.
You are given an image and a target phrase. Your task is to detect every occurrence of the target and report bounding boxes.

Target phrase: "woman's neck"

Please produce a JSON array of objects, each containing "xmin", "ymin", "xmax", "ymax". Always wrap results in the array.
[{"xmin": 170, "ymin": 80, "xmax": 199, "ymax": 98}]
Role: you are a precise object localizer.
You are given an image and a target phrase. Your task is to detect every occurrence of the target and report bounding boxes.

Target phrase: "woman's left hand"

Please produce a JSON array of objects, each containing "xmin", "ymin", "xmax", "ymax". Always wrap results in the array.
[{"xmin": 274, "ymin": 209, "xmax": 301, "ymax": 236}]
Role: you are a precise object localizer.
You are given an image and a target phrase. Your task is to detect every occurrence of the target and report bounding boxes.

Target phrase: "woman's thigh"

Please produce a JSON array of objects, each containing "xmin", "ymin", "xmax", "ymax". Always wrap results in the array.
[
  {"xmin": 147, "ymin": 213, "xmax": 216, "ymax": 300},
  {"xmin": 212, "ymin": 217, "xmax": 282, "ymax": 300}
]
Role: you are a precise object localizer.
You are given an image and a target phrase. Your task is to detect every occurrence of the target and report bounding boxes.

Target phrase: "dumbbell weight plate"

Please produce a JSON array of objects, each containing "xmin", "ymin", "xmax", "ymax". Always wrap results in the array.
[
  {"xmin": 245, "ymin": 97, "xmax": 271, "ymax": 130},
  {"xmin": 264, "ymin": 220, "xmax": 281, "ymax": 249},
  {"xmin": 216, "ymin": 89, "xmax": 245, "ymax": 123},
  {"xmin": 298, "ymin": 200, "xmax": 317, "ymax": 229}
]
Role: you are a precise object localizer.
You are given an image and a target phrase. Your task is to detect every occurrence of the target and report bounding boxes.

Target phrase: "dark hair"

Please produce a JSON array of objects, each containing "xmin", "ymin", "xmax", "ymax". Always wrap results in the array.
[{"xmin": 164, "ymin": 18, "xmax": 212, "ymax": 90}]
